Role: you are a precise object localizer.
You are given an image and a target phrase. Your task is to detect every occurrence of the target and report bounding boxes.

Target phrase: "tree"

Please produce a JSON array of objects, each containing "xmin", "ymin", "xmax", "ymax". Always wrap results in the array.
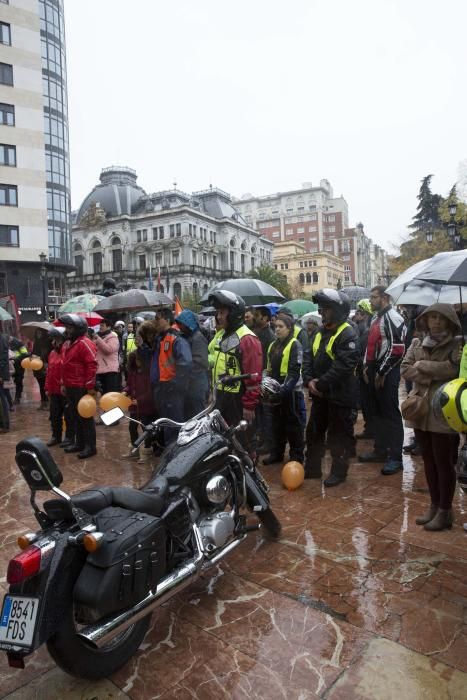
[
  {"xmin": 248, "ymin": 264, "xmax": 291, "ymax": 299},
  {"xmin": 409, "ymin": 174, "xmax": 443, "ymax": 231}
]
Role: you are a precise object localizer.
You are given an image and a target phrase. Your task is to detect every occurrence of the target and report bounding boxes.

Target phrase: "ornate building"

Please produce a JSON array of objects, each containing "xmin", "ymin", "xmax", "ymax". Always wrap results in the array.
[{"xmin": 68, "ymin": 167, "xmax": 273, "ymax": 300}]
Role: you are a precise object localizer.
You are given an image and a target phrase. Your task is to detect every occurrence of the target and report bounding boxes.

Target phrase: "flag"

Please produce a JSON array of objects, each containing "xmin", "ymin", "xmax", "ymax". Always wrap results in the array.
[
  {"xmin": 166, "ymin": 266, "xmax": 170, "ymax": 295},
  {"xmin": 174, "ymin": 295, "xmax": 183, "ymax": 317},
  {"xmin": 157, "ymin": 266, "xmax": 161, "ymax": 292},
  {"xmin": 148, "ymin": 265, "xmax": 153, "ymax": 291}
]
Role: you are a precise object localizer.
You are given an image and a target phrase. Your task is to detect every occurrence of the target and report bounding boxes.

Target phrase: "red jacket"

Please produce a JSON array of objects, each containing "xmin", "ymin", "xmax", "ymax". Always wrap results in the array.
[
  {"xmin": 62, "ymin": 336, "xmax": 97, "ymax": 390},
  {"xmin": 239, "ymin": 333, "xmax": 263, "ymax": 411},
  {"xmin": 45, "ymin": 348, "xmax": 62, "ymax": 395},
  {"xmin": 124, "ymin": 366, "xmax": 156, "ymax": 417}
]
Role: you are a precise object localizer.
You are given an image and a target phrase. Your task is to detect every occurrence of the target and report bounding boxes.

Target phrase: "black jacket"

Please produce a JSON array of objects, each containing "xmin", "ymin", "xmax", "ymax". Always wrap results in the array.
[
  {"xmin": 0, "ymin": 333, "xmax": 10, "ymax": 381},
  {"xmin": 302, "ymin": 324, "xmax": 359, "ymax": 407},
  {"xmin": 256, "ymin": 325, "xmax": 275, "ymax": 369}
]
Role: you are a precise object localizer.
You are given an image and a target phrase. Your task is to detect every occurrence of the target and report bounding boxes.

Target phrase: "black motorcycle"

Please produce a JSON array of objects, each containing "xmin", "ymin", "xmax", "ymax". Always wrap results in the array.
[{"xmin": 0, "ymin": 372, "xmax": 281, "ymax": 680}]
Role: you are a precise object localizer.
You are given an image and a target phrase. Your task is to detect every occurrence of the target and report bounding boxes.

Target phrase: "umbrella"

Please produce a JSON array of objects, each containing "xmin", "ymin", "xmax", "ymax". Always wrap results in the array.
[
  {"xmin": 282, "ymin": 299, "xmax": 318, "ymax": 318},
  {"xmin": 94, "ymin": 289, "xmax": 173, "ymax": 314},
  {"xmin": 386, "ymin": 255, "xmax": 465, "ymax": 306},
  {"xmin": 20, "ymin": 321, "xmax": 54, "ymax": 339},
  {"xmin": 415, "ymin": 250, "xmax": 467, "ymax": 286},
  {"xmin": 200, "ymin": 279, "xmax": 286, "ymax": 305},
  {"xmin": 0, "ymin": 307, "xmax": 13, "ymax": 321},
  {"xmin": 341, "ymin": 285, "xmax": 371, "ymax": 305},
  {"xmin": 301, "ymin": 311, "xmax": 322, "ymax": 327},
  {"xmin": 53, "ymin": 311, "xmax": 103, "ymax": 328},
  {"xmin": 59, "ymin": 294, "xmax": 104, "ymax": 313}
]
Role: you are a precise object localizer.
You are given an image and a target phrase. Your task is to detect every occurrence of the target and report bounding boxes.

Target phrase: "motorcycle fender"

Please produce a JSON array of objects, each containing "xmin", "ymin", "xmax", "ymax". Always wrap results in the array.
[
  {"xmin": 9, "ymin": 534, "xmax": 86, "ymax": 654},
  {"xmin": 244, "ymin": 470, "xmax": 270, "ymax": 512}
]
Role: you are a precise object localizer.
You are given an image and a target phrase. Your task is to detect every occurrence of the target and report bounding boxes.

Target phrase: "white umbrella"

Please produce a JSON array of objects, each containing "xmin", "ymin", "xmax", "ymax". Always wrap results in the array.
[{"xmin": 386, "ymin": 257, "xmax": 462, "ymax": 306}]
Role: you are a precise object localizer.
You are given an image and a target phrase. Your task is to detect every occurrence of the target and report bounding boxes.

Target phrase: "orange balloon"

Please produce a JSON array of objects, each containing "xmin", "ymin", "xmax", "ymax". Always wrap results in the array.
[
  {"xmin": 29, "ymin": 357, "xmax": 43, "ymax": 371},
  {"xmin": 99, "ymin": 391, "xmax": 132, "ymax": 411},
  {"xmin": 281, "ymin": 461, "xmax": 305, "ymax": 491},
  {"xmin": 21, "ymin": 357, "xmax": 32, "ymax": 370},
  {"xmin": 77, "ymin": 394, "xmax": 97, "ymax": 419}
]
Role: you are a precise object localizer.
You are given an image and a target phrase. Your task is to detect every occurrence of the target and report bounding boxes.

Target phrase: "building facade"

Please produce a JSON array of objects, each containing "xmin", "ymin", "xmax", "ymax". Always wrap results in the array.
[
  {"xmin": 234, "ymin": 182, "xmax": 387, "ymax": 289},
  {"xmin": 68, "ymin": 167, "xmax": 273, "ymax": 300},
  {"xmin": 272, "ymin": 241, "xmax": 344, "ymax": 295},
  {"xmin": 0, "ymin": 0, "xmax": 71, "ymax": 322}
]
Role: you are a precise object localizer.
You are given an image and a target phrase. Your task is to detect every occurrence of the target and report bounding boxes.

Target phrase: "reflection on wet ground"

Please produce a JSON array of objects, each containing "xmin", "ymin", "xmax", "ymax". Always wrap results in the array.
[{"xmin": 1, "ymin": 378, "xmax": 466, "ymax": 699}]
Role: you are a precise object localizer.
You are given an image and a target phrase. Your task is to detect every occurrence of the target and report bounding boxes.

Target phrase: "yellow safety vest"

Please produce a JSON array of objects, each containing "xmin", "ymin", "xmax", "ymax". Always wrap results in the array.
[
  {"xmin": 208, "ymin": 329, "xmax": 223, "ymax": 369},
  {"xmin": 267, "ymin": 337, "xmax": 297, "ymax": 377},
  {"xmin": 125, "ymin": 333, "xmax": 137, "ymax": 355},
  {"xmin": 312, "ymin": 322, "xmax": 350, "ymax": 360},
  {"xmin": 213, "ymin": 325, "xmax": 256, "ymax": 393}
]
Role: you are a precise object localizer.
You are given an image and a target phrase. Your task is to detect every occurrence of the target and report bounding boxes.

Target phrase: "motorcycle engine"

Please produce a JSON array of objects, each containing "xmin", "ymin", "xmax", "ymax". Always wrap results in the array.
[{"xmin": 199, "ymin": 512, "xmax": 235, "ymax": 550}]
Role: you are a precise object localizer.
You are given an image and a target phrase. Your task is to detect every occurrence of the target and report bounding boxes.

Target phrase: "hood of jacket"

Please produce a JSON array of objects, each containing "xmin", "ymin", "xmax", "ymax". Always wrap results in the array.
[
  {"xmin": 415, "ymin": 303, "xmax": 461, "ymax": 334},
  {"xmin": 175, "ymin": 309, "xmax": 199, "ymax": 333}
]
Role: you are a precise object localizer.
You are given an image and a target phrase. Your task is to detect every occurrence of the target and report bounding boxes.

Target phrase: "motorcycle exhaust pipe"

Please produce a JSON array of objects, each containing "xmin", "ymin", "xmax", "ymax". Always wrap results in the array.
[{"xmin": 77, "ymin": 531, "xmax": 245, "ymax": 649}]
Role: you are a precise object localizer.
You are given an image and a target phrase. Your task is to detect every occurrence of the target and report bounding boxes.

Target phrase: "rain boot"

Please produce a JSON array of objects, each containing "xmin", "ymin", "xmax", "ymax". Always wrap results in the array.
[
  {"xmin": 423, "ymin": 508, "xmax": 454, "ymax": 531},
  {"xmin": 137, "ymin": 446, "xmax": 153, "ymax": 464},
  {"xmin": 415, "ymin": 504, "xmax": 437, "ymax": 525},
  {"xmin": 121, "ymin": 443, "xmax": 139, "ymax": 460}
]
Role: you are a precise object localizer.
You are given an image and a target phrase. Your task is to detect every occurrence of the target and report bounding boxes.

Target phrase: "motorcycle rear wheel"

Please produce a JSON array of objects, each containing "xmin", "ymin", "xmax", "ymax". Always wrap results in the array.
[{"xmin": 47, "ymin": 605, "xmax": 151, "ymax": 680}]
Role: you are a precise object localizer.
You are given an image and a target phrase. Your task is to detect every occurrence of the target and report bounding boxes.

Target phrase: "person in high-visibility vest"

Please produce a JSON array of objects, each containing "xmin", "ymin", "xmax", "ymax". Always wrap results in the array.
[
  {"xmin": 303, "ymin": 289, "xmax": 359, "ymax": 487},
  {"xmin": 262, "ymin": 312, "xmax": 305, "ymax": 465},
  {"xmin": 209, "ymin": 290, "xmax": 262, "ymax": 442},
  {"xmin": 8, "ymin": 337, "xmax": 30, "ymax": 404}
]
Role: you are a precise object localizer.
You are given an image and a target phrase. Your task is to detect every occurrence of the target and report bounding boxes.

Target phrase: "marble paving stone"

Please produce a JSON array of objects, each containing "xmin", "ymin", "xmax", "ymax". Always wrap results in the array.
[
  {"xmin": 326, "ymin": 637, "xmax": 467, "ymax": 700},
  {"xmin": 3, "ymin": 667, "xmax": 130, "ymax": 699},
  {"xmin": 378, "ymin": 512, "xmax": 467, "ymax": 562}
]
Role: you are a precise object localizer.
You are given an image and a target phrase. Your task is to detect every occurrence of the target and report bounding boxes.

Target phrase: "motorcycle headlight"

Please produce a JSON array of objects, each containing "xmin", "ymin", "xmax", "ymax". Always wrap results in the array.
[{"xmin": 206, "ymin": 475, "xmax": 230, "ymax": 504}]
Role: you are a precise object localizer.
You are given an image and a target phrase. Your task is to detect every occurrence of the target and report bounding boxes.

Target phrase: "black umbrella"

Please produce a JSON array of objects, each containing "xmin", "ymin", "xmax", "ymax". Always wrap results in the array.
[
  {"xmin": 94, "ymin": 289, "xmax": 173, "ymax": 314},
  {"xmin": 200, "ymin": 279, "xmax": 286, "ymax": 306},
  {"xmin": 341, "ymin": 285, "xmax": 371, "ymax": 305}
]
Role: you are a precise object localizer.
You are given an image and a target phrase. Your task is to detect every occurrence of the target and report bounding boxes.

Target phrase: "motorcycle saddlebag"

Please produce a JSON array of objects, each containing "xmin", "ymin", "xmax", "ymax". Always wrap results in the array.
[{"xmin": 73, "ymin": 506, "xmax": 166, "ymax": 621}]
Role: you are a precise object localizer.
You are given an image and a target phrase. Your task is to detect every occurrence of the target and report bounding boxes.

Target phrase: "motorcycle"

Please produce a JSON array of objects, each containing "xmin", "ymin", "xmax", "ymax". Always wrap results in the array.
[{"xmin": 0, "ymin": 364, "xmax": 281, "ymax": 680}]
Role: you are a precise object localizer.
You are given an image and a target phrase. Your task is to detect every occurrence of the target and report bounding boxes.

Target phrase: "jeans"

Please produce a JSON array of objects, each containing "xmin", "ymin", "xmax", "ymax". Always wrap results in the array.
[{"xmin": 369, "ymin": 367, "xmax": 404, "ymax": 462}]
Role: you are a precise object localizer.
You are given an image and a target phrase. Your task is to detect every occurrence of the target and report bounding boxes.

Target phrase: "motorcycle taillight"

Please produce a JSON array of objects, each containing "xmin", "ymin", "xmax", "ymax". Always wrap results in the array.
[{"xmin": 7, "ymin": 546, "xmax": 41, "ymax": 585}]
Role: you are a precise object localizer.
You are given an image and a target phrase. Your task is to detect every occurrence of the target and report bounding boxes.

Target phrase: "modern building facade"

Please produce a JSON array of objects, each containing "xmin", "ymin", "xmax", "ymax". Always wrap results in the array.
[
  {"xmin": 272, "ymin": 241, "xmax": 344, "ymax": 295},
  {"xmin": 68, "ymin": 167, "xmax": 273, "ymax": 300},
  {"xmin": 234, "ymin": 182, "xmax": 387, "ymax": 289},
  {"xmin": 0, "ymin": 0, "xmax": 71, "ymax": 322}
]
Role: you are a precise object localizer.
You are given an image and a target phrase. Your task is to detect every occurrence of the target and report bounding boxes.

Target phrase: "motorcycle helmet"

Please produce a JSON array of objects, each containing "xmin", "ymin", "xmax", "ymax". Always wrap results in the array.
[
  {"xmin": 432, "ymin": 378, "xmax": 467, "ymax": 434},
  {"xmin": 208, "ymin": 290, "xmax": 246, "ymax": 331},
  {"xmin": 58, "ymin": 313, "xmax": 88, "ymax": 337},
  {"xmin": 357, "ymin": 299, "xmax": 373, "ymax": 316},
  {"xmin": 260, "ymin": 376, "xmax": 282, "ymax": 405},
  {"xmin": 48, "ymin": 326, "xmax": 66, "ymax": 339},
  {"xmin": 312, "ymin": 288, "xmax": 351, "ymax": 325}
]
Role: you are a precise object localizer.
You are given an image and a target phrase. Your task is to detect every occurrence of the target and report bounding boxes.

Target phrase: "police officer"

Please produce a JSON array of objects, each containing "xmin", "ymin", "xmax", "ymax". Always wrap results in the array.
[
  {"xmin": 262, "ymin": 312, "xmax": 305, "ymax": 465},
  {"xmin": 303, "ymin": 289, "xmax": 359, "ymax": 487},
  {"xmin": 209, "ymin": 291, "xmax": 262, "ymax": 438}
]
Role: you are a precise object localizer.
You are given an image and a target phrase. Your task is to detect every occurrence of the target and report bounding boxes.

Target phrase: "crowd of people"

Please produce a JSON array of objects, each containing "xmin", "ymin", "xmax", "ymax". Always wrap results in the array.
[{"xmin": 0, "ymin": 284, "xmax": 464, "ymax": 533}]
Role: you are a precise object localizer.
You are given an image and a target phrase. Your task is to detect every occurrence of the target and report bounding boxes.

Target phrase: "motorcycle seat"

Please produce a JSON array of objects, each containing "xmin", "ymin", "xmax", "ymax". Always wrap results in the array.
[
  {"xmin": 44, "ymin": 486, "xmax": 165, "ymax": 520},
  {"xmin": 142, "ymin": 475, "xmax": 170, "ymax": 499}
]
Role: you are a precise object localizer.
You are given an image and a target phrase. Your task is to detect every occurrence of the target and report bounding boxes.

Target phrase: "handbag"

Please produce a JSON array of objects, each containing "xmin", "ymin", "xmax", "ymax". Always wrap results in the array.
[{"xmin": 401, "ymin": 388, "xmax": 429, "ymax": 421}]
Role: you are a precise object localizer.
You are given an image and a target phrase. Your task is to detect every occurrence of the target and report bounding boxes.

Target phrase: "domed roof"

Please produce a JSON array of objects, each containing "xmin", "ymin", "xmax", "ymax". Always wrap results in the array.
[{"xmin": 76, "ymin": 167, "xmax": 146, "ymax": 224}]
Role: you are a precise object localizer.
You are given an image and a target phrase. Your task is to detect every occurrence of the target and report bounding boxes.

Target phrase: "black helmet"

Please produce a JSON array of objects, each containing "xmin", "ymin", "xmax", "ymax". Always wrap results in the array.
[
  {"xmin": 48, "ymin": 326, "xmax": 66, "ymax": 340},
  {"xmin": 208, "ymin": 290, "xmax": 245, "ymax": 331},
  {"xmin": 58, "ymin": 313, "xmax": 88, "ymax": 337},
  {"xmin": 312, "ymin": 288, "xmax": 351, "ymax": 325}
]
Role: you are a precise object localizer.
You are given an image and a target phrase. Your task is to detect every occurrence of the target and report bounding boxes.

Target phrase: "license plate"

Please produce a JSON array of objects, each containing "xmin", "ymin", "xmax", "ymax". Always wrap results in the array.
[{"xmin": 0, "ymin": 595, "xmax": 39, "ymax": 648}]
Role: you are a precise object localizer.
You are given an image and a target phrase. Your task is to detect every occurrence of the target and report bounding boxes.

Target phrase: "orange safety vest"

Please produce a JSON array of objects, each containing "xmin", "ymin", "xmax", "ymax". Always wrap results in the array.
[{"xmin": 158, "ymin": 331, "xmax": 177, "ymax": 382}]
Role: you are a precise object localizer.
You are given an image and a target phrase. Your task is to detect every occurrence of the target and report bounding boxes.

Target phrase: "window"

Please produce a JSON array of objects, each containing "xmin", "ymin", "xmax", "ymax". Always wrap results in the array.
[
  {"xmin": 297, "ymin": 227, "xmax": 305, "ymax": 233},
  {"xmin": 306, "ymin": 273, "xmax": 311, "ymax": 284},
  {"xmin": 158, "ymin": 226, "xmax": 164, "ymax": 239},
  {"xmin": 172, "ymin": 250, "xmax": 179, "ymax": 265},
  {"xmin": 327, "ymin": 226, "xmax": 336, "ymax": 233},
  {"xmin": 298, "ymin": 207, "xmax": 304, "ymax": 213},
  {"xmin": 309, "ymin": 213, "xmax": 317, "ymax": 221},
  {"xmin": 170, "ymin": 224, "xmax": 175, "ymax": 238},
  {"xmin": 286, "ymin": 229, "xmax": 293, "ymax": 236},
  {"xmin": 0, "ymin": 103, "xmax": 14, "ymax": 126},
  {"xmin": 313, "ymin": 272, "xmax": 319, "ymax": 283},
  {"xmin": 152, "ymin": 227, "xmax": 157, "ymax": 240},
  {"xmin": 0, "ymin": 224, "xmax": 18, "ymax": 246},
  {"xmin": 286, "ymin": 208, "xmax": 293, "ymax": 214},
  {"xmin": 74, "ymin": 254, "xmax": 84, "ymax": 276},
  {"xmin": 93, "ymin": 251, "xmax": 102, "ymax": 274},
  {"xmin": 345, "ymin": 265, "xmax": 351, "ymax": 272},
  {"xmin": 139, "ymin": 254, "xmax": 146, "ymax": 271},
  {"xmin": 142, "ymin": 228, "xmax": 148, "ymax": 242},
  {"xmin": 0, "ymin": 184, "xmax": 17, "ymax": 206},
  {"xmin": 212, "ymin": 255, "xmax": 217, "ymax": 270},
  {"xmin": 241, "ymin": 254, "xmax": 245, "ymax": 274},
  {"xmin": 203, "ymin": 253, "xmax": 207, "ymax": 267},
  {"xmin": 299, "ymin": 273, "xmax": 305, "ymax": 284},
  {"xmin": 192, "ymin": 250, "xmax": 197, "ymax": 264},
  {"xmin": 230, "ymin": 251, "xmax": 235, "ymax": 270},
  {"xmin": 0, "ymin": 63, "xmax": 13, "ymax": 86},
  {"xmin": 250, "ymin": 256, "xmax": 255, "ymax": 269},
  {"xmin": 326, "ymin": 214, "xmax": 335, "ymax": 222},
  {"xmin": 136, "ymin": 230, "xmax": 142, "ymax": 242},
  {"xmin": 0, "ymin": 144, "xmax": 15, "ymax": 166},
  {"xmin": 155, "ymin": 253, "xmax": 162, "ymax": 266},
  {"xmin": 272, "ymin": 232, "xmax": 280, "ymax": 238},
  {"xmin": 176, "ymin": 223, "xmax": 181, "ymax": 237},
  {"xmin": 112, "ymin": 248, "xmax": 122, "ymax": 272},
  {"xmin": 0, "ymin": 23, "xmax": 11, "ymax": 46},
  {"xmin": 299, "ymin": 237, "xmax": 305, "ymax": 243}
]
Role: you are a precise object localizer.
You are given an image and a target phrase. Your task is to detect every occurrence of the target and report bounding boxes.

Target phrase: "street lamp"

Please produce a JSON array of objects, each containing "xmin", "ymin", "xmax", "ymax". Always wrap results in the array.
[{"xmin": 39, "ymin": 252, "xmax": 48, "ymax": 319}]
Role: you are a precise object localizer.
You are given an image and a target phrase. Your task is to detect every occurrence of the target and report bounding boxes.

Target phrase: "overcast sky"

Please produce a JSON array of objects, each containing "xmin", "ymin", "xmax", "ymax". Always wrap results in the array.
[{"xmin": 64, "ymin": 0, "xmax": 467, "ymax": 251}]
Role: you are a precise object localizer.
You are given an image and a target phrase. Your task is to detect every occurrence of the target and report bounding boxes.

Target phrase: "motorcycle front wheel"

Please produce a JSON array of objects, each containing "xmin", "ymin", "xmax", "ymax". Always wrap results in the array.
[
  {"xmin": 47, "ymin": 605, "xmax": 151, "ymax": 680},
  {"xmin": 257, "ymin": 507, "xmax": 282, "ymax": 538}
]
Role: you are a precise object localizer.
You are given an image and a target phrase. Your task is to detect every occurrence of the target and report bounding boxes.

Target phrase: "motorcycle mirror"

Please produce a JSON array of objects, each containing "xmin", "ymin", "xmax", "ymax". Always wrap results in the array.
[
  {"xmin": 219, "ymin": 333, "xmax": 240, "ymax": 353},
  {"xmin": 101, "ymin": 406, "xmax": 124, "ymax": 426}
]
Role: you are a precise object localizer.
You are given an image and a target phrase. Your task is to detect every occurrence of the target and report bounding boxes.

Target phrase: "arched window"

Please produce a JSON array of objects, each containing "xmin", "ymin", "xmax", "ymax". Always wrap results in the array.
[
  {"xmin": 312, "ymin": 272, "xmax": 319, "ymax": 284},
  {"xmin": 306, "ymin": 272, "xmax": 311, "ymax": 284},
  {"xmin": 91, "ymin": 240, "xmax": 102, "ymax": 275},
  {"xmin": 192, "ymin": 282, "xmax": 199, "ymax": 298},
  {"xmin": 202, "ymin": 283, "xmax": 209, "ymax": 295},
  {"xmin": 73, "ymin": 242, "xmax": 82, "ymax": 252},
  {"xmin": 173, "ymin": 282, "xmax": 181, "ymax": 299},
  {"xmin": 110, "ymin": 236, "xmax": 122, "ymax": 272},
  {"xmin": 230, "ymin": 238, "xmax": 236, "ymax": 247},
  {"xmin": 111, "ymin": 235, "xmax": 121, "ymax": 246},
  {"xmin": 299, "ymin": 273, "xmax": 305, "ymax": 284}
]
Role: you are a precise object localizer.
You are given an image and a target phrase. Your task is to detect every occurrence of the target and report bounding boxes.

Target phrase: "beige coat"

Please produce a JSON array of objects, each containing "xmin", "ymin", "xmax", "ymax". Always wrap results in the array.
[{"xmin": 401, "ymin": 304, "xmax": 461, "ymax": 433}]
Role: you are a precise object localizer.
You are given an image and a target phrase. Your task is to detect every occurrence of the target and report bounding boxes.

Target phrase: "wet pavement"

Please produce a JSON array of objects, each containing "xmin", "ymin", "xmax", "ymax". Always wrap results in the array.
[{"xmin": 1, "ymin": 377, "xmax": 467, "ymax": 699}]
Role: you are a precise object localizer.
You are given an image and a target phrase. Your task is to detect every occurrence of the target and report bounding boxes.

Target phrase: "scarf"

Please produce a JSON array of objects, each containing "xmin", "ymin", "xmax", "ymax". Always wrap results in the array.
[{"xmin": 422, "ymin": 331, "xmax": 450, "ymax": 348}]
